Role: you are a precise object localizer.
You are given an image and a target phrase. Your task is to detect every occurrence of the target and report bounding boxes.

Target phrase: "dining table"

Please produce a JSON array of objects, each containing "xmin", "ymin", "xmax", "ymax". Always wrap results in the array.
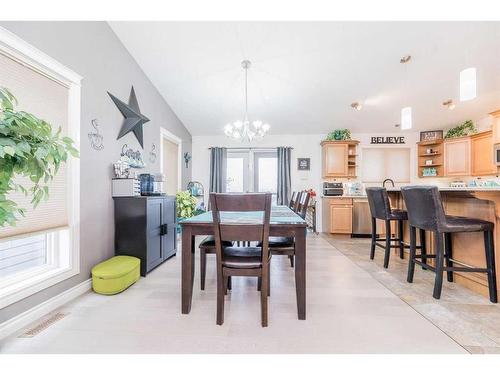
[{"xmin": 179, "ymin": 205, "xmax": 308, "ymax": 320}]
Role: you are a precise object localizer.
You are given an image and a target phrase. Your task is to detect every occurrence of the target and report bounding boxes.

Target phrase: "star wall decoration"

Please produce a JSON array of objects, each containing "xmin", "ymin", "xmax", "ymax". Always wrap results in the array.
[{"xmin": 108, "ymin": 86, "xmax": 150, "ymax": 148}]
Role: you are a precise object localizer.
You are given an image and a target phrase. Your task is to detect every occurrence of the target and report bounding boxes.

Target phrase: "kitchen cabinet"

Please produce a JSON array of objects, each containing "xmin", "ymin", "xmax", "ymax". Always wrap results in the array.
[
  {"xmin": 321, "ymin": 140, "xmax": 359, "ymax": 178},
  {"xmin": 444, "ymin": 137, "xmax": 471, "ymax": 176},
  {"xmin": 114, "ymin": 196, "xmax": 177, "ymax": 276},
  {"xmin": 490, "ymin": 110, "xmax": 500, "ymax": 144},
  {"xmin": 471, "ymin": 131, "xmax": 497, "ymax": 176},
  {"xmin": 322, "ymin": 197, "xmax": 353, "ymax": 234}
]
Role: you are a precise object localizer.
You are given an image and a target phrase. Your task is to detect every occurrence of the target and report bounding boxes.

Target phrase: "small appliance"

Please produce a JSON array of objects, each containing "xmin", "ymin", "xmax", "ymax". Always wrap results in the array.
[
  {"xmin": 139, "ymin": 173, "xmax": 165, "ymax": 196},
  {"xmin": 494, "ymin": 144, "xmax": 500, "ymax": 166},
  {"xmin": 323, "ymin": 182, "xmax": 343, "ymax": 196},
  {"xmin": 112, "ymin": 178, "xmax": 140, "ymax": 197}
]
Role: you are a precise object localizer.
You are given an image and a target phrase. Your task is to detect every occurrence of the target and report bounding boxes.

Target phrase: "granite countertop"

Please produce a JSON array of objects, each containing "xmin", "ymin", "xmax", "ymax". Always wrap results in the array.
[{"xmin": 385, "ymin": 186, "xmax": 500, "ymax": 192}]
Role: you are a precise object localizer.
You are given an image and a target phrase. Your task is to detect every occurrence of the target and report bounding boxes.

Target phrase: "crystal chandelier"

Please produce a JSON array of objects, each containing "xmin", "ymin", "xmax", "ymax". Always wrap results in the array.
[{"xmin": 224, "ymin": 60, "xmax": 270, "ymax": 142}]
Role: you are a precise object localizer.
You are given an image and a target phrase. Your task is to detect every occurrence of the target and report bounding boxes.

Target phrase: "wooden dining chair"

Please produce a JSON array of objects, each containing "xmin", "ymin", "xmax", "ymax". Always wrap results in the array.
[
  {"xmin": 263, "ymin": 191, "xmax": 310, "ymax": 268},
  {"xmin": 289, "ymin": 191, "xmax": 298, "ymax": 209},
  {"xmin": 210, "ymin": 192, "xmax": 272, "ymax": 327}
]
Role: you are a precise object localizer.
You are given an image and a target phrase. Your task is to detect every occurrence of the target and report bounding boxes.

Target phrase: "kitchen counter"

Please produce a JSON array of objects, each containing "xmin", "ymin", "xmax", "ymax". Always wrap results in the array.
[
  {"xmin": 321, "ymin": 195, "xmax": 367, "ymax": 198},
  {"xmin": 386, "ymin": 186, "xmax": 500, "ymax": 192}
]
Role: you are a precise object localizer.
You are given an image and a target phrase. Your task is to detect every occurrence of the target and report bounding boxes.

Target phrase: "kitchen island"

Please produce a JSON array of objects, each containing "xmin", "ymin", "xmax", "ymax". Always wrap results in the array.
[{"xmin": 386, "ymin": 187, "xmax": 500, "ymax": 298}]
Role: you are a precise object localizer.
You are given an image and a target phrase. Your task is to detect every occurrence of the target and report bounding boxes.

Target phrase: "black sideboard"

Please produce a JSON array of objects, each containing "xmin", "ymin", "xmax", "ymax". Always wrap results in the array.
[{"xmin": 114, "ymin": 196, "xmax": 176, "ymax": 276}]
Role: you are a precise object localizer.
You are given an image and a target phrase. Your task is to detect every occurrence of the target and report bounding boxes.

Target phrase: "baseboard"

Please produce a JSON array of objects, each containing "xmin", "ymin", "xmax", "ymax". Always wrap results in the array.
[{"xmin": 0, "ymin": 278, "xmax": 91, "ymax": 341}]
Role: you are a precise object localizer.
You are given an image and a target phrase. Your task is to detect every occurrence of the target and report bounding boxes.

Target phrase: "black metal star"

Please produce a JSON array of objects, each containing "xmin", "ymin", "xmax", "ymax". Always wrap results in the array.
[{"xmin": 108, "ymin": 86, "xmax": 150, "ymax": 148}]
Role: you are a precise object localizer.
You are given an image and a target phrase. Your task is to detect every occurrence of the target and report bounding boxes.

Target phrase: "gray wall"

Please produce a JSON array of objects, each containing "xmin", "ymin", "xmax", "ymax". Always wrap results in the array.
[{"xmin": 0, "ymin": 22, "xmax": 192, "ymax": 323}]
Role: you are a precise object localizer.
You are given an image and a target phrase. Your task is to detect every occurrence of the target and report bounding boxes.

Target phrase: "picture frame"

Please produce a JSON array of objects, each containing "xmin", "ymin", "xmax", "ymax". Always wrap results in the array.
[
  {"xmin": 420, "ymin": 130, "xmax": 443, "ymax": 142},
  {"xmin": 297, "ymin": 158, "xmax": 310, "ymax": 171}
]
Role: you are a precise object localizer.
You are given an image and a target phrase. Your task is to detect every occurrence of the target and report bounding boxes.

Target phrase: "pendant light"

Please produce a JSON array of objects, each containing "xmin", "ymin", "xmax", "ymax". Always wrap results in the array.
[
  {"xmin": 460, "ymin": 67, "xmax": 477, "ymax": 101},
  {"xmin": 400, "ymin": 55, "xmax": 412, "ymax": 130}
]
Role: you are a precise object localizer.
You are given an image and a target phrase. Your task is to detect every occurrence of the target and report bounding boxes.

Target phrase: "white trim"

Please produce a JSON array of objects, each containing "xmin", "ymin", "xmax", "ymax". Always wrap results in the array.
[
  {"xmin": 160, "ymin": 127, "xmax": 183, "ymax": 191},
  {"xmin": 0, "ymin": 279, "xmax": 91, "ymax": 341},
  {"xmin": 0, "ymin": 26, "xmax": 82, "ymax": 308}
]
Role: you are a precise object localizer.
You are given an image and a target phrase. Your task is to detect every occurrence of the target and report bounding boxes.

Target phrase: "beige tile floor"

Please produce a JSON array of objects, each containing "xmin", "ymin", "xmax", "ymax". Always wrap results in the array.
[
  {"xmin": 324, "ymin": 234, "xmax": 500, "ymax": 354},
  {"xmin": 0, "ymin": 235, "xmax": 467, "ymax": 354}
]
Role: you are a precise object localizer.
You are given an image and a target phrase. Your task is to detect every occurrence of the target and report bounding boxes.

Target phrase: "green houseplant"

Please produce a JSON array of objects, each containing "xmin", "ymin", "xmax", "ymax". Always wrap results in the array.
[
  {"xmin": 176, "ymin": 190, "xmax": 197, "ymax": 219},
  {"xmin": 444, "ymin": 120, "xmax": 477, "ymax": 139},
  {"xmin": 0, "ymin": 87, "xmax": 79, "ymax": 227},
  {"xmin": 325, "ymin": 129, "xmax": 351, "ymax": 141}
]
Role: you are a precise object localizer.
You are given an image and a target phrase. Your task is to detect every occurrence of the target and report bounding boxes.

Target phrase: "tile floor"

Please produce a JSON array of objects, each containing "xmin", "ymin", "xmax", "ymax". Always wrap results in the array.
[
  {"xmin": 324, "ymin": 234, "xmax": 500, "ymax": 354},
  {"xmin": 0, "ymin": 235, "xmax": 467, "ymax": 354}
]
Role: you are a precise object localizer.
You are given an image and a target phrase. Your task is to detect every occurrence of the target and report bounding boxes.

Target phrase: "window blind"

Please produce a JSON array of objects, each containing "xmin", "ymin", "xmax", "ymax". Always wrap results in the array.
[{"xmin": 0, "ymin": 51, "xmax": 69, "ymax": 239}]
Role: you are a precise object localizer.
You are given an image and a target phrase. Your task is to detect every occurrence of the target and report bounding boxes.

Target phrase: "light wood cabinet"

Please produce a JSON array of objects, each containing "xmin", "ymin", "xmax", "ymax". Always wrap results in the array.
[
  {"xmin": 471, "ymin": 131, "xmax": 497, "ymax": 176},
  {"xmin": 330, "ymin": 205, "xmax": 352, "ymax": 234},
  {"xmin": 321, "ymin": 140, "xmax": 359, "ymax": 178},
  {"xmin": 444, "ymin": 137, "xmax": 471, "ymax": 176},
  {"xmin": 490, "ymin": 110, "xmax": 500, "ymax": 144}
]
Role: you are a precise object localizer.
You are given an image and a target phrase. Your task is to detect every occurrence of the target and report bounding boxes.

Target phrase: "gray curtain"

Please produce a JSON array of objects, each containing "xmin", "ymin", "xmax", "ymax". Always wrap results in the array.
[
  {"xmin": 277, "ymin": 147, "xmax": 292, "ymax": 205},
  {"xmin": 209, "ymin": 147, "xmax": 227, "ymax": 194}
]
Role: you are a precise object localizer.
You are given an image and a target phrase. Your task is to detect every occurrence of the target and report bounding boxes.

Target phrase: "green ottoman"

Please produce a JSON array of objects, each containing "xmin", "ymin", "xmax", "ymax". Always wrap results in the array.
[{"xmin": 91, "ymin": 256, "xmax": 140, "ymax": 295}]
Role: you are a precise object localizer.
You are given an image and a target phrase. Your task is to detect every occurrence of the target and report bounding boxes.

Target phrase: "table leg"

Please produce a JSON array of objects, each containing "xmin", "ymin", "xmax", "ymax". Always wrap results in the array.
[
  {"xmin": 295, "ymin": 227, "xmax": 306, "ymax": 320},
  {"xmin": 181, "ymin": 226, "xmax": 194, "ymax": 314}
]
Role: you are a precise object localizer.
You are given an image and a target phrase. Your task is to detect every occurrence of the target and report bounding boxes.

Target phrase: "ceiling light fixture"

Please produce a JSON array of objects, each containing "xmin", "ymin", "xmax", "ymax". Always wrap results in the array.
[
  {"xmin": 460, "ymin": 67, "xmax": 477, "ymax": 102},
  {"xmin": 442, "ymin": 99, "xmax": 456, "ymax": 110},
  {"xmin": 400, "ymin": 55, "xmax": 412, "ymax": 64},
  {"xmin": 224, "ymin": 60, "xmax": 270, "ymax": 142},
  {"xmin": 350, "ymin": 102, "xmax": 362, "ymax": 111}
]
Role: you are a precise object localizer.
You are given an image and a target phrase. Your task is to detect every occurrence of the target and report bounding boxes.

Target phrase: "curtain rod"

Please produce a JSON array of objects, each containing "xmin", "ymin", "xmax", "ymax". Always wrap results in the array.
[{"xmin": 208, "ymin": 147, "xmax": 293, "ymax": 150}]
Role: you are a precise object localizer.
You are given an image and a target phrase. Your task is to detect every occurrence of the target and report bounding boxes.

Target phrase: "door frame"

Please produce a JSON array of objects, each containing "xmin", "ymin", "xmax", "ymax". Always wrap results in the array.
[{"xmin": 160, "ymin": 127, "xmax": 182, "ymax": 192}]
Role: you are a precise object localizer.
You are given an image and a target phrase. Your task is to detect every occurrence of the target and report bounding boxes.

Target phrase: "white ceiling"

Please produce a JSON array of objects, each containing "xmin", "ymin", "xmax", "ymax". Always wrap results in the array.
[{"xmin": 109, "ymin": 22, "xmax": 500, "ymax": 136}]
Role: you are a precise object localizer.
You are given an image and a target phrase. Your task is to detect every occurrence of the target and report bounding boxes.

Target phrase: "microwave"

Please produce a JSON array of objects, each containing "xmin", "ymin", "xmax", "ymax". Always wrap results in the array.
[{"xmin": 495, "ymin": 144, "xmax": 500, "ymax": 165}]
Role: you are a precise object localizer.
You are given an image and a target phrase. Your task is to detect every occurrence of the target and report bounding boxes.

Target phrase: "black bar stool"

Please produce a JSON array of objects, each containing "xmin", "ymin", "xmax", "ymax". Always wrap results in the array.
[
  {"xmin": 366, "ymin": 187, "xmax": 425, "ymax": 268},
  {"xmin": 401, "ymin": 186, "xmax": 497, "ymax": 303}
]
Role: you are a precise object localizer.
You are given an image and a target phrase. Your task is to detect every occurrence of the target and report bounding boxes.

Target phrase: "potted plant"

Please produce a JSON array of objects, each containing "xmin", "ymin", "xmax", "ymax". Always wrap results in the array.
[
  {"xmin": 0, "ymin": 87, "xmax": 79, "ymax": 227},
  {"xmin": 176, "ymin": 190, "xmax": 198, "ymax": 232},
  {"xmin": 325, "ymin": 129, "xmax": 351, "ymax": 141},
  {"xmin": 444, "ymin": 120, "xmax": 477, "ymax": 139}
]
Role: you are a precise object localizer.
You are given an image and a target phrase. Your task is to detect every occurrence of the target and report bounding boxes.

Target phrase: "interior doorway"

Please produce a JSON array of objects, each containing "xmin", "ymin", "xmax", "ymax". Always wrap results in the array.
[{"xmin": 160, "ymin": 128, "xmax": 182, "ymax": 196}]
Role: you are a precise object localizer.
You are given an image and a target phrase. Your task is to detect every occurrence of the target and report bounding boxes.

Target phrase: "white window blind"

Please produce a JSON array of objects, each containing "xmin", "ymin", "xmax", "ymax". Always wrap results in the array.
[{"xmin": 0, "ymin": 51, "xmax": 69, "ymax": 239}]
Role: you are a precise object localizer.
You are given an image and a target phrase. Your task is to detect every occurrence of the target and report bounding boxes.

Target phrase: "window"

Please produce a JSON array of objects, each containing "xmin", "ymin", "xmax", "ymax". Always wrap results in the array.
[
  {"xmin": 225, "ymin": 150, "xmax": 277, "ymax": 199},
  {"xmin": 0, "ymin": 27, "xmax": 81, "ymax": 308}
]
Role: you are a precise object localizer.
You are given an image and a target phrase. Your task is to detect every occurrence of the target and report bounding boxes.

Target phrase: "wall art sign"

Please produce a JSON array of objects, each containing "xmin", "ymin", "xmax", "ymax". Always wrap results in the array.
[
  {"xmin": 88, "ymin": 119, "xmax": 104, "ymax": 150},
  {"xmin": 297, "ymin": 158, "xmax": 311, "ymax": 170},
  {"xmin": 120, "ymin": 143, "xmax": 145, "ymax": 169},
  {"xmin": 108, "ymin": 86, "xmax": 150, "ymax": 148},
  {"xmin": 149, "ymin": 143, "xmax": 157, "ymax": 163},
  {"xmin": 370, "ymin": 136, "xmax": 405, "ymax": 144},
  {"xmin": 420, "ymin": 130, "xmax": 443, "ymax": 142}
]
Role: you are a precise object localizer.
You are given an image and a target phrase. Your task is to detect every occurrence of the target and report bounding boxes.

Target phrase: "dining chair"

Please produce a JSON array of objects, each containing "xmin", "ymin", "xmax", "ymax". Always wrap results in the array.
[
  {"xmin": 289, "ymin": 191, "xmax": 298, "ymax": 209},
  {"xmin": 199, "ymin": 236, "xmax": 233, "ymax": 290},
  {"xmin": 210, "ymin": 192, "xmax": 272, "ymax": 327},
  {"xmin": 262, "ymin": 191, "xmax": 310, "ymax": 268}
]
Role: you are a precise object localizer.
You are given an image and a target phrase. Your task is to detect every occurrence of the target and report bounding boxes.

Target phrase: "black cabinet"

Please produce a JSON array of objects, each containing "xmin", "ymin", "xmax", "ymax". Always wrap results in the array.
[{"xmin": 114, "ymin": 196, "xmax": 176, "ymax": 276}]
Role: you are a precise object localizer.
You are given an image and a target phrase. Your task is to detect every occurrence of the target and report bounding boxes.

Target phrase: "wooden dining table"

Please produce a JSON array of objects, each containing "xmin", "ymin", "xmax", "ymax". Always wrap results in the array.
[{"xmin": 179, "ymin": 205, "xmax": 308, "ymax": 320}]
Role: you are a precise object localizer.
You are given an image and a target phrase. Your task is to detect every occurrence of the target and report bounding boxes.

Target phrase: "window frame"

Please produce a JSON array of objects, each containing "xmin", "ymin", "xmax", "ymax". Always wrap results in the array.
[{"xmin": 0, "ymin": 26, "xmax": 81, "ymax": 309}]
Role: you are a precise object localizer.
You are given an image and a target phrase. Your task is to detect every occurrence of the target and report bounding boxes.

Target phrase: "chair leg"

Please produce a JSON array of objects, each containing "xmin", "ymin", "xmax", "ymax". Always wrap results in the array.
[
  {"xmin": 223, "ymin": 276, "xmax": 230, "ymax": 295},
  {"xmin": 433, "ymin": 232, "xmax": 445, "ymax": 300},
  {"xmin": 267, "ymin": 261, "xmax": 271, "ymax": 297},
  {"xmin": 407, "ymin": 225, "xmax": 417, "ymax": 283},
  {"xmin": 370, "ymin": 217, "xmax": 376, "ymax": 260},
  {"xmin": 200, "ymin": 249, "xmax": 207, "ymax": 291},
  {"xmin": 383, "ymin": 220, "xmax": 391, "ymax": 268},
  {"xmin": 257, "ymin": 276, "xmax": 262, "ymax": 291},
  {"xmin": 398, "ymin": 219, "xmax": 404, "ymax": 259},
  {"xmin": 484, "ymin": 230, "xmax": 498, "ymax": 303},
  {"xmin": 260, "ymin": 269, "xmax": 269, "ymax": 327},
  {"xmin": 216, "ymin": 267, "xmax": 225, "ymax": 325},
  {"xmin": 419, "ymin": 228, "xmax": 427, "ymax": 269},
  {"xmin": 444, "ymin": 232, "xmax": 453, "ymax": 282},
  {"xmin": 289, "ymin": 254, "xmax": 294, "ymax": 267},
  {"xmin": 227, "ymin": 276, "xmax": 232, "ymax": 290}
]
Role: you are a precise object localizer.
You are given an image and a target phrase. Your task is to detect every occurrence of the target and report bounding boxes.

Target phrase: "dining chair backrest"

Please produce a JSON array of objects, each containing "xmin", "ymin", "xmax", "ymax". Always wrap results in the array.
[
  {"xmin": 366, "ymin": 187, "xmax": 392, "ymax": 220},
  {"xmin": 289, "ymin": 191, "xmax": 298, "ymax": 209},
  {"xmin": 400, "ymin": 186, "xmax": 446, "ymax": 232},
  {"xmin": 293, "ymin": 191, "xmax": 303, "ymax": 212},
  {"xmin": 210, "ymin": 192, "xmax": 272, "ymax": 259},
  {"xmin": 296, "ymin": 191, "xmax": 311, "ymax": 219}
]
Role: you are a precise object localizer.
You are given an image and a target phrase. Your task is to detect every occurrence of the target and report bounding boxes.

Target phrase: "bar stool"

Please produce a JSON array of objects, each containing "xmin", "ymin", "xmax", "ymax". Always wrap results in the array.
[
  {"xmin": 366, "ymin": 187, "xmax": 425, "ymax": 268},
  {"xmin": 401, "ymin": 186, "xmax": 497, "ymax": 302}
]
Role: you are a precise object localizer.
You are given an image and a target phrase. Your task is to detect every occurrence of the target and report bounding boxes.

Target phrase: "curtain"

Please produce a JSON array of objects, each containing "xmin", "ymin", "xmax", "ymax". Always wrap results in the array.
[
  {"xmin": 209, "ymin": 147, "xmax": 227, "ymax": 194},
  {"xmin": 277, "ymin": 147, "xmax": 292, "ymax": 205}
]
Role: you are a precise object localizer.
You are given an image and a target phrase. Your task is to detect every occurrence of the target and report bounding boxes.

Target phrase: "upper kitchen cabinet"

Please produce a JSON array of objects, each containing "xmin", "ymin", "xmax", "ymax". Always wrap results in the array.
[
  {"xmin": 471, "ymin": 130, "xmax": 497, "ymax": 176},
  {"xmin": 490, "ymin": 110, "xmax": 500, "ymax": 144},
  {"xmin": 321, "ymin": 140, "xmax": 359, "ymax": 178},
  {"xmin": 444, "ymin": 136, "xmax": 471, "ymax": 176}
]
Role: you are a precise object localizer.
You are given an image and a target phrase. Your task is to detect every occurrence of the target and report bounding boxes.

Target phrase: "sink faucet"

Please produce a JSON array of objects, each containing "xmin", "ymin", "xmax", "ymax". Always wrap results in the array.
[{"xmin": 383, "ymin": 179, "xmax": 395, "ymax": 188}]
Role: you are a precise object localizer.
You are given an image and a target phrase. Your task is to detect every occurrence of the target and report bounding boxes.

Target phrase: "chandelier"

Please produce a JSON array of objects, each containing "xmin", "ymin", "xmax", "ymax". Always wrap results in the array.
[{"xmin": 224, "ymin": 60, "xmax": 270, "ymax": 142}]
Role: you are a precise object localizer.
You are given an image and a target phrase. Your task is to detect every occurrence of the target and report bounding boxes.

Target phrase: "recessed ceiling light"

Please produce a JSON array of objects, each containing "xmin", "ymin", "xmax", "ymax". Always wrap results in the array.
[
  {"xmin": 400, "ymin": 55, "xmax": 412, "ymax": 64},
  {"xmin": 350, "ymin": 102, "xmax": 362, "ymax": 111},
  {"xmin": 442, "ymin": 99, "xmax": 456, "ymax": 110}
]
